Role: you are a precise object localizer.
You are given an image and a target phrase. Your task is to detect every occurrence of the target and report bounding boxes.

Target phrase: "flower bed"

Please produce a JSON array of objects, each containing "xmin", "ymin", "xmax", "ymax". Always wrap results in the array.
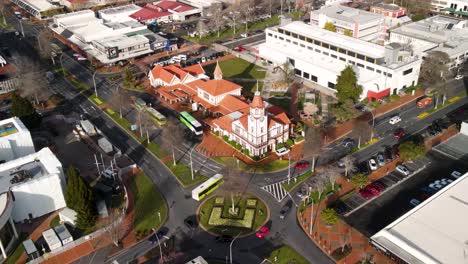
[
  {"xmin": 246, "ymin": 199, "xmax": 257, "ymax": 207},
  {"xmin": 208, "ymin": 207, "xmax": 255, "ymax": 229}
]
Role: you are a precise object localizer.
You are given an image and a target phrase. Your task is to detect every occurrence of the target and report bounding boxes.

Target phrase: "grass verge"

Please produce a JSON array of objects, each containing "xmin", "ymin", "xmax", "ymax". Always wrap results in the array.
[
  {"xmin": 282, "ymin": 171, "xmax": 313, "ymax": 192},
  {"xmin": 267, "ymin": 245, "xmax": 309, "ymax": 264},
  {"xmin": 164, "ymin": 161, "xmax": 207, "ymax": 187},
  {"xmin": 129, "ymin": 172, "xmax": 168, "ymax": 232},
  {"xmin": 213, "ymin": 157, "xmax": 289, "ymax": 173},
  {"xmin": 417, "ymin": 95, "xmax": 463, "ymax": 119}
]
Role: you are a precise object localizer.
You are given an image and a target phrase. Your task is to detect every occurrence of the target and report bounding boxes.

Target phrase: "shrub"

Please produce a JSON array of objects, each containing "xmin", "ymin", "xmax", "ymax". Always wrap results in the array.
[
  {"xmin": 350, "ymin": 173, "xmax": 370, "ymax": 189},
  {"xmin": 390, "ymin": 94, "xmax": 400, "ymax": 101},
  {"xmin": 331, "ymin": 244, "xmax": 352, "ymax": 261},
  {"xmin": 246, "ymin": 199, "xmax": 257, "ymax": 207},
  {"xmin": 214, "ymin": 131, "xmax": 220, "ymax": 137},
  {"xmin": 222, "ymin": 135, "xmax": 229, "ymax": 141},
  {"xmin": 321, "ymin": 208, "xmax": 339, "ymax": 225},
  {"xmin": 286, "ymin": 139, "xmax": 294, "ymax": 147}
]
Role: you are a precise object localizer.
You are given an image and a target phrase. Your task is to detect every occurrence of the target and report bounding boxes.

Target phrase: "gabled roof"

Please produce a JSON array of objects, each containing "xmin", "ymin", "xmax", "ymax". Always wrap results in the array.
[
  {"xmin": 164, "ymin": 65, "xmax": 189, "ymax": 81},
  {"xmin": 211, "ymin": 95, "xmax": 249, "ymax": 116},
  {"xmin": 183, "ymin": 64, "xmax": 205, "ymax": 75},
  {"xmin": 130, "ymin": 4, "xmax": 171, "ymax": 20},
  {"xmin": 150, "ymin": 64, "xmax": 176, "ymax": 84},
  {"xmin": 156, "ymin": 1, "xmax": 194, "ymax": 12},
  {"xmin": 194, "ymin": 79, "xmax": 242, "ymax": 97}
]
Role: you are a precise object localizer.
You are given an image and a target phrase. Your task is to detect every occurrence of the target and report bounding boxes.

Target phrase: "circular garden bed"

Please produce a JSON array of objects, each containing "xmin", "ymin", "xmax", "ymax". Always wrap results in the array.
[{"xmin": 198, "ymin": 194, "xmax": 269, "ymax": 237}]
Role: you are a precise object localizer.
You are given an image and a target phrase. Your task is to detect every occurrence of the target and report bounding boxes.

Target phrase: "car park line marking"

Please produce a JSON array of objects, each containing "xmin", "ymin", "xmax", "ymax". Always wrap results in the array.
[{"xmin": 343, "ymin": 163, "xmax": 430, "ymax": 217}]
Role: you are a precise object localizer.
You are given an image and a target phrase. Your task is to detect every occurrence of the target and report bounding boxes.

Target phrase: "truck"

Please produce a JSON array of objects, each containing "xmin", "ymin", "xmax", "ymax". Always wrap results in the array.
[
  {"xmin": 80, "ymin": 120, "xmax": 97, "ymax": 136},
  {"xmin": 98, "ymin": 137, "xmax": 113, "ymax": 154},
  {"xmin": 417, "ymin": 97, "xmax": 433, "ymax": 108}
]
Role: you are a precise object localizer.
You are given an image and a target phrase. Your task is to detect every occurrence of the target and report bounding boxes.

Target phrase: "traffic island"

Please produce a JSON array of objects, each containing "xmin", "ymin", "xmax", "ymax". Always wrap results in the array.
[{"xmin": 197, "ymin": 194, "xmax": 269, "ymax": 237}]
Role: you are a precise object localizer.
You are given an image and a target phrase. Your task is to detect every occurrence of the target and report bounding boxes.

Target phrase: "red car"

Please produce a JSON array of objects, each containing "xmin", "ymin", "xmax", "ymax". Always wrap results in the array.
[
  {"xmin": 295, "ymin": 161, "xmax": 310, "ymax": 170},
  {"xmin": 256, "ymin": 226, "xmax": 270, "ymax": 238},
  {"xmin": 392, "ymin": 144, "xmax": 400, "ymax": 158},
  {"xmin": 233, "ymin": 45, "xmax": 245, "ymax": 52},
  {"xmin": 393, "ymin": 128, "xmax": 406, "ymax": 139},
  {"xmin": 365, "ymin": 186, "xmax": 380, "ymax": 196},
  {"xmin": 359, "ymin": 189, "xmax": 374, "ymax": 199}
]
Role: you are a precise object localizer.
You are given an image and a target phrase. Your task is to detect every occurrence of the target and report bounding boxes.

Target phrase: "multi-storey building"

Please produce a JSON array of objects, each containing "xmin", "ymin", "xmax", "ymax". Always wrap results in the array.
[
  {"xmin": 0, "ymin": 117, "xmax": 35, "ymax": 163},
  {"xmin": 259, "ymin": 20, "xmax": 422, "ymax": 101},
  {"xmin": 390, "ymin": 15, "xmax": 468, "ymax": 70},
  {"xmin": 310, "ymin": 4, "xmax": 385, "ymax": 41},
  {"xmin": 432, "ymin": 0, "xmax": 468, "ymax": 17}
]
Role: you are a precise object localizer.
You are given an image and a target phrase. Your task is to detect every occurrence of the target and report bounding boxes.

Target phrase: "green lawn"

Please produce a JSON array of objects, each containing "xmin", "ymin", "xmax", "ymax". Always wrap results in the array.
[
  {"xmin": 213, "ymin": 157, "xmax": 289, "ymax": 173},
  {"xmin": 199, "ymin": 194, "xmax": 268, "ymax": 236},
  {"xmin": 164, "ymin": 161, "xmax": 208, "ymax": 187},
  {"xmin": 129, "ymin": 172, "xmax": 168, "ymax": 232},
  {"xmin": 282, "ymin": 171, "xmax": 313, "ymax": 192},
  {"xmin": 146, "ymin": 142, "xmax": 168, "ymax": 158},
  {"xmin": 267, "ymin": 245, "xmax": 309, "ymax": 264},
  {"xmin": 50, "ymin": 215, "xmax": 60, "ymax": 228}
]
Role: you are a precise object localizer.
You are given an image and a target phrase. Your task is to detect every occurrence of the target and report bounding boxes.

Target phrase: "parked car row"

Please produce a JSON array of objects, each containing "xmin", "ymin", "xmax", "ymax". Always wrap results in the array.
[
  {"xmin": 358, "ymin": 182, "xmax": 385, "ymax": 199},
  {"xmin": 426, "ymin": 119, "xmax": 448, "ymax": 137},
  {"xmin": 180, "ymin": 52, "xmax": 224, "ymax": 67}
]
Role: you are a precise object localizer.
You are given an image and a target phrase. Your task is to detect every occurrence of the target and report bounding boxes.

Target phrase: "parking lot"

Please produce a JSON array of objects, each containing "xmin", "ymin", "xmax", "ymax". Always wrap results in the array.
[{"xmin": 340, "ymin": 151, "xmax": 468, "ymax": 237}]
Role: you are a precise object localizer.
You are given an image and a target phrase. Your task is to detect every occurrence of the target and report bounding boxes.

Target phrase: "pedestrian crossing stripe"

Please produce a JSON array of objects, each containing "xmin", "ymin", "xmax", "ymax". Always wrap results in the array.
[{"xmin": 261, "ymin": 181, "xmax": 288, "ymax": 202}]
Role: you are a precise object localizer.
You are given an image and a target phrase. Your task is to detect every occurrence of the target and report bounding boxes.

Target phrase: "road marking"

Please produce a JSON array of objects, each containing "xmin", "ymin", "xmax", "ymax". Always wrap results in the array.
[{"xmin": 261, "ymin": 181, "xmax": 289, "ymax": 202}]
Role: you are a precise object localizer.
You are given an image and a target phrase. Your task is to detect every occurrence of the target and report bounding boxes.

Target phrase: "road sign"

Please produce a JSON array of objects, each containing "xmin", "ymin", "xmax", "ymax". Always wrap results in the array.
[{"xmin": 130, "ymin": 124, "xmax": 137, "ymax": 131}]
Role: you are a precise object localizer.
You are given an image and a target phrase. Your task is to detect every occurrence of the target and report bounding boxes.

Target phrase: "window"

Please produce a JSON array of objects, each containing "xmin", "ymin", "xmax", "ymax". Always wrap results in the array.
[
  {"xmin": 268, "ymin": 33, "xmax": 272, "ymax": 37},
  {"xmin": 357, "ymin": 63, "xmax": 364, "ymax": 68},
  {"xmin": 307, "ymin": 46, "xmax": 313, "ymax": 50},
  {"xmin": 330, "ymin": 45, "xmax": 338, "ymax": 51},
  {"xmin": 339, "ymin": 57, "xmax": 346, "ymax": 62},
  {"xmin": 311, "ymin": 75, "xmax": 318, "ymax": 82},
  {"xmin": 278, "ymin": 28, "xmax": 284, "ymax": 34},
  {"xmin": 284, "ymin": 30, "xmax": 291, "ymax": 36},
  {"xmin": 331, "ymin": 54, "xmax": 337, "ymax": 59},
  {"xmin": 357, "ymin": 54, "xmax": 365, "ymax": 60},
  {"xmin": 366, "ymin": 57, "xmax": 377, "ymax": 64},
  {"xmin": 338, "ymin": 48, "xmax": 347, "ymax": 54},
  {"xmin": 315, "ymin": 40, "xmax": 322, "ymax": 46},
  {"xmin": 299, "ymin": 35, "xmax": 305, "ymax": 41},
  {"xmin": 403, "ymin": 68, "xmax": 413, "ymax": 75},
  {"xmin": 315, "ymin": 49, "xmax": 321, "ymax": 53},
  {"xmin": 388, "ymin": 73, "xmax": 393, "ymax": 77},
  {"xmin": 366, "ymin": 66, "xmax": 375, "ymax": 71},
  {"xmin": 306, "ymin": 37, "xmax": 313, "ymax": 43},
  {"xmin": 348, "ymin": 51, "xmax": 355, "ymax": 57},
  {"xmin": 279, "ymin": 36, "xmax": 284, "ymax": 40},
  {"xmin": 303, "ymin": 72, "xmax": 310, "ymax": 79},
  {"xmin": 376, "ymin": 69, "xmax": 382, "ymax": 74},
  {"xmin": 322, "ymin": 42, "xmax": 330, "ymax": 49},
  {"xmin": 300, "ymin": 43, "xmax": 305, "ymax": 48},
  {"xmin": 349, "ymin": 61, "xmax": 355, "ymax": 65},
  {"xmin": 323, "ymin": 51, "xmax": 329, "ymax": 56},
  {"xmin": 291, "ymin": 33, "xmax": 298, "ymax": 38},
  {"xmin": 293, "ymin": 41, "xmax": 298, "ymax": 45},
  {"xmin": 286, "ymin": 39, "xmax": 291, "ymax": 43},
  {"xmin": 274, "ymin": 35, "xmax": 277, "ymax": 38},
  {"xmin": 294, "ymin": 69, "xmax": 302, "ymax": 76},
  {"xmin": 328, "ymin": 82, "xmax": 335, "ymax": 89}
]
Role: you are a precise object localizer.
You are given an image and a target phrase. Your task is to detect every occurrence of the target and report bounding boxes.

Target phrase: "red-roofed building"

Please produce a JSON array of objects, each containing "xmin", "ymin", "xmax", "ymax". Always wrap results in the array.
[{"xmin": 130, "ymin": 1, "xmax": 201, "ymax": 24}]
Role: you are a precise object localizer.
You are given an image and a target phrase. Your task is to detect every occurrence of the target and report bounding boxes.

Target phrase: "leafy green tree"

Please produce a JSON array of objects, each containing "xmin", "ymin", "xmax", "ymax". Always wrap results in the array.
[
  {"xmin": 344, "ymin": 29, "xmax": 353, "ymax": 37},
  {"xmin": 321, "ymin": 208, "xmax": 339, "ymax": 225},
  {"xmin": 123, "ymin": 68, "xmax": 135, "ymax": 88},
  {"xmin": 324, "ymin": 22, "xmax": 337, "ymax": 32},
  {"xmin": 411, "ymin": 13, "xmax": 425, "ymax": 22},
  {"xmin": 350, "ymin": 173, "xmax": 370, "ymax": 189},
  {"xmin": 335, "ymin": 66, "xmax": 362, "ymax": 103},
  {"xmin": 11, "ymin": 93, "xmax": 41, "ymax": 129},
  {"xmin": 399, "ymin": 141, "xmax": 426, "ymax": 162},
  {"xmin": 65, "ymin": 165, "xmax": 96, "ymax": 230}
]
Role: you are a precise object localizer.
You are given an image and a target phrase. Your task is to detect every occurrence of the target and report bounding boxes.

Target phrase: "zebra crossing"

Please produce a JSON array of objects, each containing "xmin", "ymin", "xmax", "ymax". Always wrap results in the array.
[{"xmin": 261, "ymin": 181, "xmax": 289, "ymax": 202}]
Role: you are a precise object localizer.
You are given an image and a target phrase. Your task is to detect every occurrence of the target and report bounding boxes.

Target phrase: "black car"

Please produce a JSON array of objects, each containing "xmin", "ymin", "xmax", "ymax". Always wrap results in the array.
[
  {"xmin": 357, "ymin": 161, "xmax": 371, "ymax": 175},
  {"xmin": 184, "ymin": 216, "xmax": 198, "ymax": 229},
  {"xmin": 148, "ymin": 228, "xmax": 168, "ymax": 244},
  {"xmin": 279, "ymin": 200, "xmax": 293, "ymax": 219},
  {"xmin": 333, "ymin": 201, "xmax": 349, "ymax": 215},
  {"xmin": 215, "ymin": 235, "xmax": 233, "ymax": 243},
  {"xmin": 341, "ymin": 138, "xmax": 356, "ymax": 148},
  {"xmin": 384, "ymin": 146, "xmax": 394, "ymax": 161}
]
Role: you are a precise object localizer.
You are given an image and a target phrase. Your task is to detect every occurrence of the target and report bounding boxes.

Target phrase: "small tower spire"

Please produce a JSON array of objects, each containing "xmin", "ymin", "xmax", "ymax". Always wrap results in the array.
[{"xmin": 214, "ymin": 60, "xmax": 223, "ymax": 80}]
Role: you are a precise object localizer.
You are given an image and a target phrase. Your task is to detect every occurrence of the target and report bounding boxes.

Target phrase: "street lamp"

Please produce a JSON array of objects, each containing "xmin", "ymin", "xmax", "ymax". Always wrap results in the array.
[
  {"xmin": 92, "ymin": 69, "xmax": 98, "ymax": 97},
  {"xmin": 287, "ymin": 152, "xmax": 291, "ymax": 184},
  {"xmin": 190, "ymin": 145, "xmax": 196, "ymax": 181},
  {"xmin": 59, "ymin": 53, "xmax": 65, "ymax": 75},
  {"xmin": 229, "ymin": 232, "xmax": 242, "ymax": 264},
  {"xmin": 151, "ymin": 228, "xmax": 164, "ymax": 263}
]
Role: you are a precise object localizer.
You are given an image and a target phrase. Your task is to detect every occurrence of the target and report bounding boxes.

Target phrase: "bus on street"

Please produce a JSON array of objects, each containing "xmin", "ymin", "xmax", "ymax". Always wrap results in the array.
[
  {"xmin": 146, "ymin": 107, "xmax": 167, "ymax": 126},
  {"xmin": 179, "ymin": 111, "xmax": 203, "ymax": 135},
  {"xmin": 192, "ymin": 174, "xmax": 224, "ymax": 201}
]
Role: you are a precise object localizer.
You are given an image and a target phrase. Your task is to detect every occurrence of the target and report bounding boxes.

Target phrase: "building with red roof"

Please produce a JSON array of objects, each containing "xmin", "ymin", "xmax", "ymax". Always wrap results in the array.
[{"xmin": 130, "ymin": 0, "xmax": 201, "ymax": 24}]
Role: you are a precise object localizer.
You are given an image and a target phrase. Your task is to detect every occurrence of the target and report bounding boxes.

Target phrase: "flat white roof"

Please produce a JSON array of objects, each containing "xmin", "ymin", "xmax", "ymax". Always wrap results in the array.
[
  {"xmin": 0, "ymin": 117, "xmax": 28, "ymax": 138},
  {"xmin": 371, "ymin": 171, "xmax": 468, "ymax": 264},
  {"xmin": 18, "ymin": 0, "xmax": 59, "ymax": 12},
  {"xmin": 278, "ymin": 21, "xmax": 385, "ymax": 59},
  {"xmin": 98, "ymin": 4, "xmax": 141, "ymax": 15},
  {"xmin": 311, "ymin": 4, "xmax": 384, "ymax": 24}
]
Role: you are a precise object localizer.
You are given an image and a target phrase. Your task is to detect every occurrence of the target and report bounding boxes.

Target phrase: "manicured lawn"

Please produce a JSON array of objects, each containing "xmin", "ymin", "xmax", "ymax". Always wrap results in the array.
[
  {"xmin": 90, "ymin": 94, "xmax": 104, "ymax": 105},
  {"xmin": 129, "ymin": 172, "xmax": 168, "ymax": 232},
  {"xmin": 146, "ymin": 142, "xmax": 168, "ymax": 158},
  {"xmin": 267, "ymin": 245, "xmax": 309, "ymax": 264},
  {"xmin": 50, "ymin": 215, "xmax": 60, "ymax": 228},
  {"xmin": 282, "ymin": 171, "xmax": 313, "ymax": 192},
  {"xmin": 164, "ymin": 161, "xmax": 207, "ymax": 187},
  {"xmin": 107, "ymin": 111, "xmax": 133, "ymax": 131},
  {"xmin": 213, "ymin": 157, "xmax": 289, "ymax": 173},
  {"xmin": 199, "ymin": 194, "xmax": 268, "ymax": 236}
]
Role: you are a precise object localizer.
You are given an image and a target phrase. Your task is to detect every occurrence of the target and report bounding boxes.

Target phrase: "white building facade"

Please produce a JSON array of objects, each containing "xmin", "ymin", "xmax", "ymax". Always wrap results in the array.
[
  {"xmin": 431, "ymin": 0, "xmax": 468, "ymax": 17},
  {"xmin": 310, "ymin": 5, "xmax": 385, "ymax": 41},
  {"xmin": 260, "ymin": 21, "xmax": 422, "ymax": 101},
  {"xmin": 0, "ymin": 117, "xmax": 35, "ymax": 163}
]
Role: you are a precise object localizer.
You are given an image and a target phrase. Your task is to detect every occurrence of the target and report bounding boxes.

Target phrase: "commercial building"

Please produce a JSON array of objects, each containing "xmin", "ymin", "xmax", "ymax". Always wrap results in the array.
[
  {"xmin": 129, "ymin": 1, "xmax": 201, "ymax": 24},
  {"xmin": 259, "ymin": 20, "xmax": 422, "ymax": 100},
  {"xmin": 98, "ymin": 4, "xmax": 142, "ymax": 22},
  {"xmin": 0, "ymin": 147, "xmax": 66, "ymax": 259},
  {"xmin": 371, "ymin": 171, "xmax": 468, "ymax": 264},
  {"xmin": 10, "ymin": 0, "xmax": 62, "ymax": 19},
  {"xmin": 0, "ymin": 117, "xmax": 35, "ymax": 163},
  {"xmin": 51, "ymin": 9, "xmax": 168, "ymax": 64},
  {"xmin": 390, "ymin": 15, "xmax": 468, "ymax": 70},
  {"xmin": 369, "ymin": 3, "xmax": 411, "ymax": 28},
  {"xmin": 310, "ymin": 4, "xmax": 385, "ymax": 41},
  {"xmin": 432, "ymin": 0, "xmax": 468, "ymax": 17}
]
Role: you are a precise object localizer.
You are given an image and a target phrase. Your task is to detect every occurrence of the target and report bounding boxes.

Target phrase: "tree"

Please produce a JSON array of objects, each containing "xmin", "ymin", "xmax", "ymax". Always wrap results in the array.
[
  {"xmin": 225, "ymin": 8, "xmax": 241, "ymax": 35},
  {"xmin": 342, "ymin": 156, "xmax": 356, "ymax": 178},
  {"xmin": 343, "ymin": 29, "xmax": 353, "ymax": 37},
  {"xmin": 161, "ymin": 121, "xmax": 184, "ymax": 166},
  {"xmin": 399, "ymin": 141, "xmax": 426, "ymax": 162},
  {"xmin": 105, "ymin": 208, "xmax": 125, "ymax": 246},
  {"xmin": 323, "ymin": 22, "xmax": 337, "ymax": 32},
  {"xmin": 312, "ymin": 175, "xmax": 326, "ymax": 201},
  {"xmin": 218, "ymin": 159, "xmax": 247, "ymax": 215},
  {"xmin": 419, "ymin": 51, "xmax": 450, "ymax": 86},
  {"xmin": 37, "ymin": 29, "xmax": 55, "ymax": 62},
  {"xmin": 11, "ymin": 93, "xmax": 42, "ymax": 129},
  {"xmin": 122, "ymin": 68, "xmax": 135, "ymax": 89},
  {"xmin": 335, "ymin": 66, "xmax": 362, "ymax": 103},
  {"xmin": 65, "ymin": 165, "xmax": 96, "ymax": 230},
  {"xmin": 109, "ymin": 87, "xmax": 130, "ymax": 118},
  {"xmin": 0, "ymin": 0, "xmax": 8, "ymax": 25},
  {"xmin": 209, "ymin": 5, "xmax": 225, "ymax": 38},
  {"xmin": 282, "ymin": 61, "xmax": 295, "ymax": 91},
  {"xmin": 350, "ymin": 173, "xmax": 370, "ymax": 189},
  {"xmin": 352, "ymin": 118, "xmax": 373, "ymax": 148},
  {"xmin": 15, "ymin": 56, "xmax": 51, "ymax": 106},
  {"xmin": 302, "ymin": 127, "xmax": 324, "ymax": 173},
  {"xmin": 196, "ymin": 20, "xmax": 206, "ymax": 39},
  {"xmin": 320, "ymin": 208, "xmax": 339, "ymax": 225},
  {"xmin": 324, "ymin": 165, "xmax": 341, "ymax": 191},
  {"xmin": 240, "ymin": 0, "xmax": 255, "ymax": 31}
]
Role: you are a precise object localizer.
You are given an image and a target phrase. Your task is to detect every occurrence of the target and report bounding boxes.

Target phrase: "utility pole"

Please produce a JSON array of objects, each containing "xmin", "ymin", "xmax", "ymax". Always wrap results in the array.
[
  {"xmin": 100, "ymin": 153, "xmax": 106, "ymax": 172},
  {"xmin": 230, "ymin": 232, "xmax": 242, "ymax": 264},
  {"xmin": 94, "ymin": 154, "xmax": 101, "ymax": 176}
]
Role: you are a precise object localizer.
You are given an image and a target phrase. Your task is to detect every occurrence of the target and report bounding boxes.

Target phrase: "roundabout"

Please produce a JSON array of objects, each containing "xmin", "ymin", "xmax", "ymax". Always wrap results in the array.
[{"xmin": 197, "ymin": 193, "xmax": 270, "ymax": 237}]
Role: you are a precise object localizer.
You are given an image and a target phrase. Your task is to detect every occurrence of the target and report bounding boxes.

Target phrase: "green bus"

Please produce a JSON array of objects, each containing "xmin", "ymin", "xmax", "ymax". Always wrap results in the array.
[
  {"xmin": 146, "ymin": 107, "xmax": 167, "ymax": 126},
  {"xmin": 179, "ymin": 111, "xmax": 203, "ymax": 135}
]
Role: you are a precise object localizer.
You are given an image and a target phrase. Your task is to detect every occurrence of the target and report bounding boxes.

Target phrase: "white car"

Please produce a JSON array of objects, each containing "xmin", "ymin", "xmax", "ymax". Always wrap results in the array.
[
  {"xmin": 201, "ymin": 57, "xmax": 206, "ymax": 63},
  {"xmin": 451, "ymin": 170, "xmax": 462, "ymax": 179},
  {"xmin": 368, "ymin": 159, "xmax": 378, "ymax": 171},
  {"xmin": 455, "ymin": 75, "xmax": 463, "ymax": 80},
  {"xmin": 240, "ymin": 33, "xmax": 248, "ymax": 38},
  {"xmin": 396, "ymin": 165, "xmax": 410, "ymax": 176},
  {"xmin": 77, "ymin": 56, "xmax": 87, "ymax": 61},
  {"xmin": 389, "ymin": 115, "xmax": 402, "ymax": 125},
  {"xmin": 275, "ymin": 147, "xmax": 290, "ymax": 156}
]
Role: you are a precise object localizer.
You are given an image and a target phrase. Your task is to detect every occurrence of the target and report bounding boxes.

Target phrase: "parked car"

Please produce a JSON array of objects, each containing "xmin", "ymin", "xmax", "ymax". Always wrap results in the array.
[
  {"xmin": 184, "ymin": 216, "xmax": 198, "ymax": 229},
  {"xmin": 370, "ymin": 182, "xmax": 384, "ymax": 192},
  {"xmin": 233, "ymin": 45, "xmax": 246, "ymax": 52},
  {"xmin": 256, "ymin": 226, "xmax": 270, "ymax": 238},
  {"xmin": 384, "ymin": 146, "xmax": 394, "ymax": 161},
  {"xmin": 358, "ymin": 189, "xmax": 374, "ymax": 199},
  {"xmin": 101, "ymin": 169, "xmax": 117, "ymax": 179},
  {"xmin": 396, "ymin": 165, "xmax": 410, "ymax": 176},
  {"xmin": 275, "ymin": 147, "xmax": 290, "ymax": 156},
  {"xmin": 389, "ymin": 115, "xmax": 402, "ymax": 125},
  {"xmin": 279, "ymin": 200, "xmax": 293, "ymax": 219},
  {"xmin": 455, "ymin": 74, "xmax": 463, "ymax": 80},
  {"xmin": 409, "ymin": 198, "xmax": 421, "ymax": 207},
  {"xmin": 393, "ymin": 128, "xmax": 406, "ymax": 139},
  {"xmin": 295, "ymin": 160, "xmax": 310, "ymax": 170},
  {"xmin": 368, "ymin": 158, "xmax": 378, "ymax": 171},
  {"xmin": 365, "ymin": 185, "xmax": 380, "ymax": 196},
  {"xmin": 337, "ymin": 159, "xmax": 345, "ymax": 168},
  {"xmin": 296, "ymin": 185, "xmax": 308, "ymax": 199},
  {"xmin": 341, "ymin": 138, "xmax": 356, "ymax": 148},
  {"xmin": 376, "ymin": 153, "xmax": 386, "ymax": 167},
  {"xmin": 392, "ymin": 144, "xmax": 400, "ymax": 158},
  {"xmin": 358, "ymin": 161, "xmax": 371, "ymax": 175},
  {"xmin": 240, "ymin": 33, "xmax": 249, "ymax": 38},
  {"xmin": 451, "ymin": 170, "xmax": 463, "ymax": 179}
]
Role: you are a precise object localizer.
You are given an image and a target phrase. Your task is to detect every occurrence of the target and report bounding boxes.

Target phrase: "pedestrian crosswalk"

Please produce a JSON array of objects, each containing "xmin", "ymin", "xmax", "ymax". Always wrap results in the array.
[{"xmin": 261, "ymin": 181, "xmax": 288, "ymax": 202}]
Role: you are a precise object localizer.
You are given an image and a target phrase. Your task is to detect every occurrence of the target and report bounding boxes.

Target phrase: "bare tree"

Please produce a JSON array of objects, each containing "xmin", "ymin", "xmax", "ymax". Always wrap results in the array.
[
  {"xmin": 352, "ymin": 118, "xmax": 373, "ymax": 149},
  {"xmin": 419, "ymin": 51, "xmax": 450, "ymax": 86},
  {"xmin": 105, "ymin": 208, "xmax": 125, "ymax": 247},
  {"xmin": 323, "ymin": 165, "xmax": 341, "ymax": 191},
  {"xmin": 37, "ymin": 29, "xmax": 55, "ymax": 62},
  {"xmin": 302, "ymin": 127, "xmax": 324, "ymax": 173},
  {"xmin": 225, "ymin": 7, "xmax": 241, "ymax": 35},
  {"xmin": 15, "ymin": 56, "xmax": 51, "ymax": 106},
  {"xmin": 109, "ymin": 87, "xmax": 130, "ymax": 118},
  {"xmin": 282, "ymin": 61, "xmax": 295, "ymax": 89},
  {"xmin": 161, "ymin": 121, "xmax": 184, "ymax": 166},
  {"xmin": 342, "ymin": 155, "xmax": 356, "ymax": 178},
  {"xmin": 196, "ymin": 20, "xmax": 206, "ymax": 39},
  {"xmin": 219, "ymin": 159, "xmax": 247, "ymax": 214},
  {"xmin": 312, "ymin": 174, "xmax": 326, "ymax": 201},
  {"xmin": 209, "ymin": 4, "xmax": 225, "ymax": 38},
  {"xmin": 240, "ymin": 0, "xmax": 255, "ymax": 32}
]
